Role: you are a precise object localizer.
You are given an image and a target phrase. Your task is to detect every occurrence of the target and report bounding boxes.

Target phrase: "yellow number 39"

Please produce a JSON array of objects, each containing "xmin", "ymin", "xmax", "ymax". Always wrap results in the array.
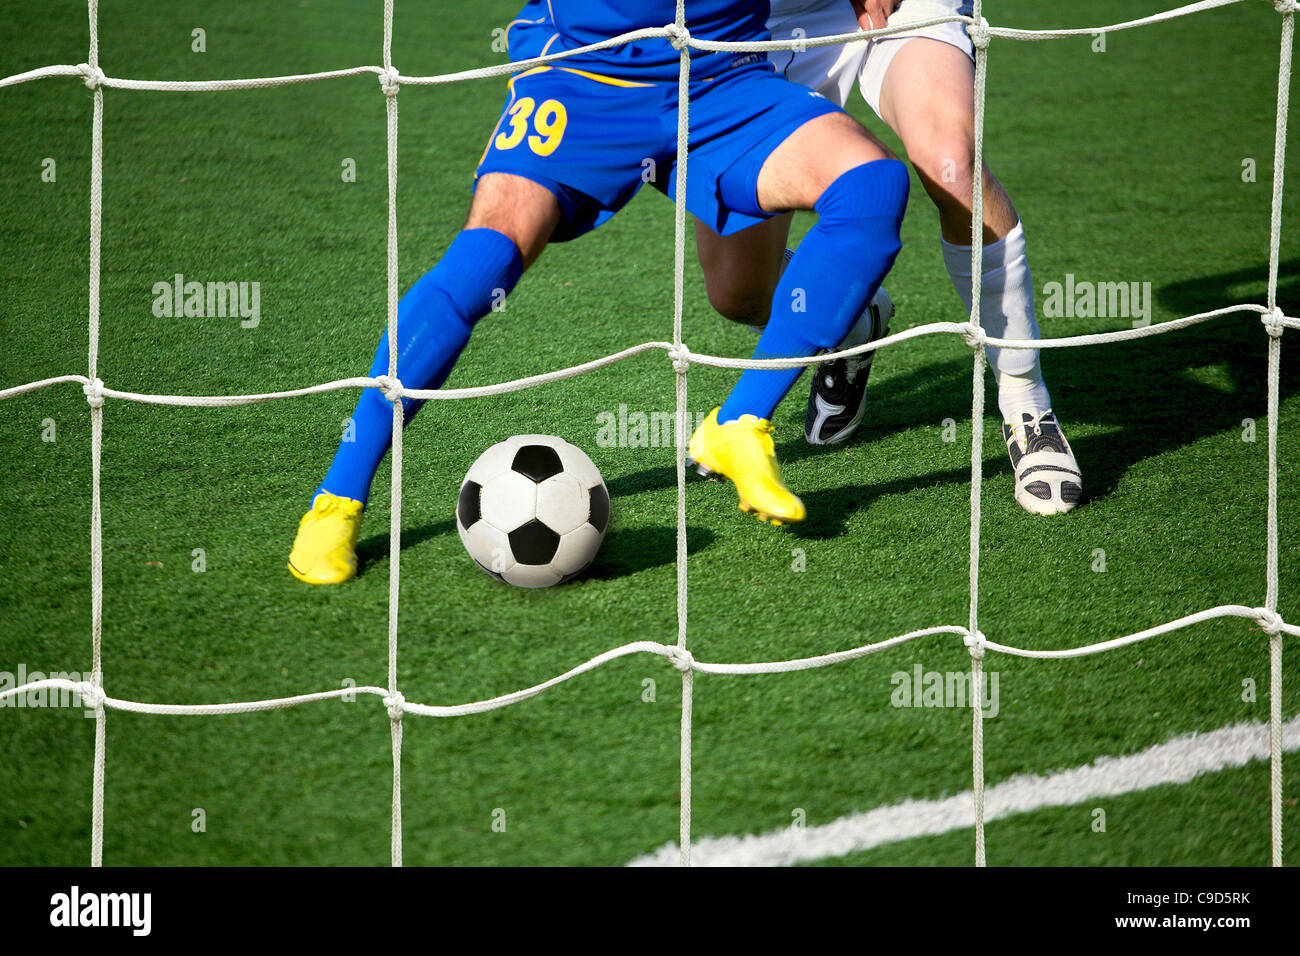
[{"xmin": 494, "ymin": 97, "xmax": 568, "ymax": 157}]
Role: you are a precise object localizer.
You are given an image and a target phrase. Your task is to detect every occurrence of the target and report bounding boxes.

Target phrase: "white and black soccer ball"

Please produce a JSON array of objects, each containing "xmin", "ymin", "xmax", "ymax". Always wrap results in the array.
[{"xmin": 456, "ymin": 435, "xmax": 610, "ymax": 588}]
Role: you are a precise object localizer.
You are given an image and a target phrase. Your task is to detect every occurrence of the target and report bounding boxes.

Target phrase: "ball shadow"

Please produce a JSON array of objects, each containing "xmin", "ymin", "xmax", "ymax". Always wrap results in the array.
[{"xmin": 355, "ymin": 516, "xmax": 713, "ymax": 582}]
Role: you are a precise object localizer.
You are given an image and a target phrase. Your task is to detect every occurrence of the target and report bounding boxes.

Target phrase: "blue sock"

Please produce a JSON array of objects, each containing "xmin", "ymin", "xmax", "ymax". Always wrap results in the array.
[
  {"xmin": 717, "ymin": 159, "xmax": 909, "ymax": 424},
  {"xmin": 314, "ymin": 228, "xmax": 524, "ymax": 506}
]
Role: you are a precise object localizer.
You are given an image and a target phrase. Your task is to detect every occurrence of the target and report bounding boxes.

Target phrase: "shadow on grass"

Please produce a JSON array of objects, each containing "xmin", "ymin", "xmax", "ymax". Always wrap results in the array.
[
  {"xmin": 356, "ymin": 518, "xmax": 454, "ymax": 570},
  {"xmin": 600, "ymin": 259, "xmax": 1300, "ymax": 539},
  {"xmin": 356, "ymin": 519, "xmax": 715, "ymax": 581},
  {"xmin": 583, "ymin": 524, "xmax": 715, "ymax": 580}
]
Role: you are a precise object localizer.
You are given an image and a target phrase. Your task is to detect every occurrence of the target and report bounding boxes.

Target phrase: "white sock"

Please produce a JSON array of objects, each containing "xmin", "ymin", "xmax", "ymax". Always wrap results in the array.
[
  {"xmin": 940, "ymin": 220, "xmax": 1051, "ymax": 423},
  {"xmin": 996, "ymin": 361, "xmax": 1050, "ymax": 425}
]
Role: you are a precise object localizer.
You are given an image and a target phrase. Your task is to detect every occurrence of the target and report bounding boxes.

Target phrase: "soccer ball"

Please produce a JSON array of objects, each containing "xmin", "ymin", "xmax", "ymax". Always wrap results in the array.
[{"xmin": 456, "ymin": 435, "xmax": 610, "ymax": 588}]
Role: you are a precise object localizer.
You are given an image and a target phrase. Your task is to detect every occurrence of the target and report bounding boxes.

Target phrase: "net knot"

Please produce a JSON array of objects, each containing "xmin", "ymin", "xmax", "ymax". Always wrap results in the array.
[
  {"xmin": 383, "ymin": 690, "xmax": 406, "ymax": 719},
  {"xmin": 1256, "ymin": 608, "xmax": 1284, "ymax": 636},
  {"xmin": 664, "ymin": 22, "xmax": 692, "ymax": 50},
  {"xmin": 1262, "ymin": 306, "xmax": 1285, "ymax": 338},
  {"xmin": 967, "ymin": 17, "xmax": 992, "ymax": 50},
  {"xmin": 959, "ymin": 322, "xmax": 987, "ymax": 349},
  {"xmin": 665, "ymin": 645, "xmax": 695, "ymax": 672},
  {"xmin": 374, "ymin": 374, "xmax": 404, "ymax": 403},
  {"xmin": 379, "ymin": 67, "xmax": 400, "ymax": 96},
  {"xmin": 1275, "ymin": 1, "xmax": 1299, "ymax": 14},
  {"xmin": 77, "ymin": 63, "xmax": 105, "ymax": 90},
  {"xmin": 83, "ymin": 378, "xmax": 105, "ymax": 408},
  {"xmin": 77, "ymin": 681, "xmax": 105, "ymax": 710},
  {"xmin": 964, "ymin": 629, "xmax": 987, "ymax": 660},
  {"xmin": 668, "ymin": 344, "xmax": 690, "ymax": 374}
]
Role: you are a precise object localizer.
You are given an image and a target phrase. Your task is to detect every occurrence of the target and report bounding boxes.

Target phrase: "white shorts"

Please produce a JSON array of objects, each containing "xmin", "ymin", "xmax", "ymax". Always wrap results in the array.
[{"xmin": 767, "ymin": 0, "xmax": 975, "ymax": 118}]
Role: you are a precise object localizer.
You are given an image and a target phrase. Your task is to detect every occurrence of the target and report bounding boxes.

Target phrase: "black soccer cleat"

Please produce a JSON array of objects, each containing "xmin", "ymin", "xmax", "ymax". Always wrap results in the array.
[{"xmin": 804, "ymin": 287, "xmax": 893, "ymax": 445}]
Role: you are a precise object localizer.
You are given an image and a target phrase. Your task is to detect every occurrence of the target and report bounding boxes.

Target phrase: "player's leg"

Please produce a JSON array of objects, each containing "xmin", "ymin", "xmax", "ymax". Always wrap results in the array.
[
  {"xmin": 290, "ymin": 62, "xmax": 663, "ymax": 580},
  {"xmin": 753, "ymin": 113, "xmax": 906, "ymax": 448},
  {"xmin": 314, "ymin": 172, "xmax": 556, "ymax": 506},
  {"xmin": 692, "ymin": 0, "xmax": 863, "ymax": 328},
  {"xmin": 288, "ymin": 174, "xmax": 559, "ymax": 584},
  {"xmin": 691, "ymin": 1, "xmax": 896, "ymax": 447},
  {"xmin": 875, "ymin": 36, "xmax": 1081, "ymax": 513},
  {"xmin": 694, "ymin": 206, "xmax": 895, "ymax": 445},
  {"xmin": 877, "ymin": 41, "xmax": 1017, "ymax": 244},
  {"xmin": 689, "ymin": 105, "xmax": 910, "ymax": 524},
  {"xmin": 693, "ymin": 213, "xmax": 792, "ymax": 329},
  {"xmin": 719, "ymin": 110, "xmax": 905, "ymax": 416}
]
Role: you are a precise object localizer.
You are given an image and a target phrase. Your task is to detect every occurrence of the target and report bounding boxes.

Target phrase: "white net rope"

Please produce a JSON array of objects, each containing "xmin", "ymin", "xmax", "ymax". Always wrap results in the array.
[{"xmin": 0, "ymin": 0, "xmax": 1295, "ymax": 867}]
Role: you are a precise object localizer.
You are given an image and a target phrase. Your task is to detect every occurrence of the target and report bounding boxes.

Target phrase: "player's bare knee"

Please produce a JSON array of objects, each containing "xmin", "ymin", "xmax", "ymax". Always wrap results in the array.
[
  {"xmin": 705, "ymin": 278, "xmax": 772, "ymax": 325},
  {"xmin": 698, "ymin": 246, "xmax": 772, "ymax": 322},
  {"xmin": 908, "ymin": 135, "xmax": 977, "ymax": 207},
  {"xmin": 694, "ymin": 216, "xmax": 786, "ymax": 324}
]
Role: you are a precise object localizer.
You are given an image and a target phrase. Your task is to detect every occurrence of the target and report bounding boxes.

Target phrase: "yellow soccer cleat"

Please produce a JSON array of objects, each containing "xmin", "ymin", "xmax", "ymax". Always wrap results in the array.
[
  {"xmin": 688, "ymin": 407, "xmax": 806, "ymax": 526},
  {"xmin": 287, "ymin": 492, "xmax": 365, "ymax": 584}
]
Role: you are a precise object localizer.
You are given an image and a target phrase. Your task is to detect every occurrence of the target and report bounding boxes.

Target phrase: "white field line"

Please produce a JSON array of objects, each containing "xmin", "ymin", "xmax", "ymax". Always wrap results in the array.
[{"xmin": 627, "ymin": 716, "xmax": 1300, "ymax": 867}]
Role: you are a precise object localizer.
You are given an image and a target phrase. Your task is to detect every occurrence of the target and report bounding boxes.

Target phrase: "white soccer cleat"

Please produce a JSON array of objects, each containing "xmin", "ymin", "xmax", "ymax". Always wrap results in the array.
[{"xmin": 1003, "ymin": 409, "xmax": 1082, "ymax": 515}]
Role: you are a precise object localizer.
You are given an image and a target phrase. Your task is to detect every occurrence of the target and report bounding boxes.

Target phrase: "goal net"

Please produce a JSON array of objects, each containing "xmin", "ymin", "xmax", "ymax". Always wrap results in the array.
[{"xmin": 0, "ymin": 0, "xmax": 1295, "ymax": 867}]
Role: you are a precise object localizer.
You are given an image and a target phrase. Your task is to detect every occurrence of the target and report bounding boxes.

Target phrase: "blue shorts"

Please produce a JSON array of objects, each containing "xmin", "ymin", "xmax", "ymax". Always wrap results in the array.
[{"xmin": 475, "ymin": 23, "xmax": 843, "ymax": 242}]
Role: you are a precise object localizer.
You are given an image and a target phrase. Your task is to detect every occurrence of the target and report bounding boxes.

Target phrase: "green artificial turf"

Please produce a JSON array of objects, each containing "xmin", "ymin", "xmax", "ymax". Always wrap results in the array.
[{"xmin": 0, "ymin": 0, "xmax": 1297, "ymax": 866}]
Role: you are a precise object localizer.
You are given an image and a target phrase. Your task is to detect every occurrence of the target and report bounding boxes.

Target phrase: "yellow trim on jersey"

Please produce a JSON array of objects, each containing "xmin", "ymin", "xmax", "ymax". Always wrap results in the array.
[
  {"xmin": 555, "ymin": 67, "xmax": 653, "ymax": 88},
  {"xmin": 510, "ymin": 65, "xmax": 552, "ymax": 86},
  {"xmin": 504, "ymin": 16, "xmax": 546, "ymax": 54}
]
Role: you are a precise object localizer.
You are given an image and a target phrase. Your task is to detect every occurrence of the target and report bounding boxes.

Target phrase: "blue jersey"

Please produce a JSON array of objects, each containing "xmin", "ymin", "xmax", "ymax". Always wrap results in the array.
[{"xmin": 510, "ymin": 0, "xmax": 772, "ymax": 80}]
